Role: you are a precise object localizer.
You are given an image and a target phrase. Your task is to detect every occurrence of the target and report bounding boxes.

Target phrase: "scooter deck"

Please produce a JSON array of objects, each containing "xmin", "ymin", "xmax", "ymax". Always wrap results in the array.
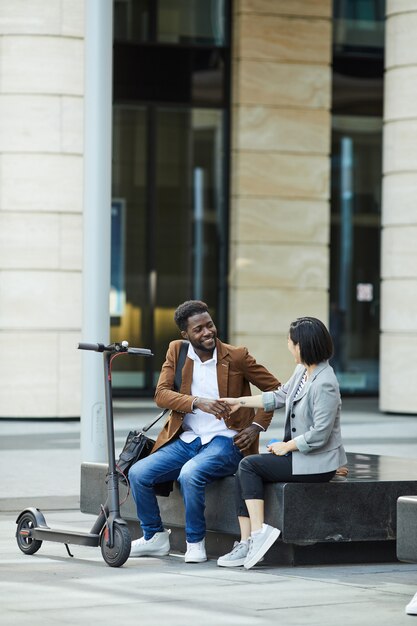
[{"xmin": 28, "ymin": 527, "xmax": 100, "ymax": 547}]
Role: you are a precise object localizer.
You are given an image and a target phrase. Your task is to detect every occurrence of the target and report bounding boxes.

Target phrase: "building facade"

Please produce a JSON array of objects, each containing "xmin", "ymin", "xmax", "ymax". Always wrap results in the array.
[{"xmin": 0, "ymin": 0, "xmax": 413, "ymax": 417}]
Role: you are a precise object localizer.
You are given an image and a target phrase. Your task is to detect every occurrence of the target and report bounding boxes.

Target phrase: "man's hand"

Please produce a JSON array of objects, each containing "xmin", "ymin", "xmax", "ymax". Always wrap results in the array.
[
  {"xmin": 195, "ymin": 397, "xmax": 231, "ymax": 420},
  {"xmin": 233, "ymin": 424, "xmax": 262, "ymax": 452}
]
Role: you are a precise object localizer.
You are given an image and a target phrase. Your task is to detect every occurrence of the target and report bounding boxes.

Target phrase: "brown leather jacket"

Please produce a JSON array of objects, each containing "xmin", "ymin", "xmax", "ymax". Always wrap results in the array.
[{"xmin": 152, "ymin": 338, "xmax": 280, "ymax": 456}]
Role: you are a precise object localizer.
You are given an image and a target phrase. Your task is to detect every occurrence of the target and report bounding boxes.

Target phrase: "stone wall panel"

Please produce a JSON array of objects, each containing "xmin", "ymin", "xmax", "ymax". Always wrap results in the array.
[
  {"xmin": 235, "ymin": 61, "xmax": 331, "ymax": 109},
  {"xmin": 0, "ymin": 270, "xmax": 81, "ymax": 330},
  {"xmin": 1, "ymin": 153, "xmax": 83, "ymax": 212},
  {"xmin": 231, "ymin": 197, "xmax": 329, "ymax": 244},
  {"xmin": 239, "ymin": 0, "xmax": 331, "ymax": 18},
  {"xmin": 238, "ymin": 14, "xmax": 331, "ymax": 64},
  {"xmin": 236, "ymin": 106, "xmax": 330, "ymax": 154}
]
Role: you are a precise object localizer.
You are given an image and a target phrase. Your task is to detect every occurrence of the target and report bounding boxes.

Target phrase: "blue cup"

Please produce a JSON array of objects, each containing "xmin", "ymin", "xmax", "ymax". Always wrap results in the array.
[
  {"xmin": 267, "ymin": 438, "xmax": 280, "ymax": 447},
  {"xmin": 266, "ymin": 438, "xmax": 289, "ymax": 456}
]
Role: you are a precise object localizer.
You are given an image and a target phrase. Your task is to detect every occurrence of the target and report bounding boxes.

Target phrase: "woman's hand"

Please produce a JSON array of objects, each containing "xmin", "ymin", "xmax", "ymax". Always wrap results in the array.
[
  {"xmin": 219, "ymin": 397, "xmax": 241, "ymax": 414},
  {"xmin": 267, "ymin": 440, "xmax": 297, "ymax": 456}
]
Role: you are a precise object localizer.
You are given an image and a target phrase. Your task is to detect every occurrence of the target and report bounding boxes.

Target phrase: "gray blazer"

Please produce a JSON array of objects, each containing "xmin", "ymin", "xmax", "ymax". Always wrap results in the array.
[{"xmin": 263, "ymin": 361, "xmax": 347, "ymax": 475}]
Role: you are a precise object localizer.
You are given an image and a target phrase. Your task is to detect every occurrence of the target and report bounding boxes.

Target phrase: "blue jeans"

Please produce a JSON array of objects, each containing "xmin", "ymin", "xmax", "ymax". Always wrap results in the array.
[{"xmin": 128, "ymin": 436, "xmax": 243, "ymax": 543}]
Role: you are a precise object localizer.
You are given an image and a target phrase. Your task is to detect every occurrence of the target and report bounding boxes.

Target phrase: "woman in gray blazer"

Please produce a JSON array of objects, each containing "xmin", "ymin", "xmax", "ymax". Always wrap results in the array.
[{"xmin": 217, "ymin": 317, "xmax": 347, "ymax": 570}]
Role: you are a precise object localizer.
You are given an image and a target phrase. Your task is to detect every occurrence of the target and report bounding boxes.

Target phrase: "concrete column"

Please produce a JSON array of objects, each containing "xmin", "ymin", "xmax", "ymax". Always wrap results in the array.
[
  {"xmin": 0, "ymin": 1, "xmax": 84, "ymax": 418},
  {"xmin": 229, "ymin": 0, "xmax": 332, "ymax": 380},
  {"xmin": 81, "ymin": 0, "xmax": 113, "ymax": 461},
  {"xmin": 380, "ymin": 0, "xmax": 417, "ymax": 413}
]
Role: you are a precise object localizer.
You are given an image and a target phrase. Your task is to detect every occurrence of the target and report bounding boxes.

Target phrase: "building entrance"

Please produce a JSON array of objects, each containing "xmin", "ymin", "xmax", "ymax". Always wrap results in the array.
[
  {"xmin": 330, "ymin": 0, "xmax": 385, "ymax": 394},
  {"xmin": 110, "ymin": 0, "xmax": 230, "ymax": 394}
]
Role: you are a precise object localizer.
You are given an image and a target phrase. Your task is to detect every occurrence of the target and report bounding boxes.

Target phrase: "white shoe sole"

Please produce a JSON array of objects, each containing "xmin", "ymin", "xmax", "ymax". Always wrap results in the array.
[
  {"xmin": 217, "ymin": 557, "xmax": 246, "ymax": 567},
  {"xmin": 130, "ymin": 548, "xmax": 170, "ymax": 558},
  {"xmin": 244, "ymin": 528, "xmax": 281, "ymax": 569},
  {"xmin": 184, "ymin": 555, "xmax": 207, "ymax": 563}
]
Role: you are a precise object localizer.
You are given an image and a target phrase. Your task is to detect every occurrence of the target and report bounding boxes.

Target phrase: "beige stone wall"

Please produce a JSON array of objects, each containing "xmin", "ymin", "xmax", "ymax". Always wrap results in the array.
[
  {"xmin": 0, "ymin": 1, "xmax": 84, "ymax": 417},
  {"xmin": 380, "ymin": 0, "xmax": 417, "ymax": 413},
  {"xmin": 229, "ymin": 0, "xmax": 332, "ymax": 381}
]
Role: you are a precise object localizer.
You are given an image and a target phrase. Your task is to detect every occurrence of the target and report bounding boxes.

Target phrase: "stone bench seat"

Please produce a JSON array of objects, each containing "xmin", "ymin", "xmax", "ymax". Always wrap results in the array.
[
  {"xmin": 80, "ymin": 451, "xmax": 417, "ymax": 565},
  {"xmin": 397, "ymin": 495, "xmax": 417, "ymax": 563}
]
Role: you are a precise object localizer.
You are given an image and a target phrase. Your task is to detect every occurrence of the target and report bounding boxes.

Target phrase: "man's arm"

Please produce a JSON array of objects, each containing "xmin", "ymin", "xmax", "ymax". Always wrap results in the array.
[
  {"xmin": 154, "ymin": 341, "xmax": 193, "ymax": 414},
  {"xmin": 154, "ymin": 341, "xmax": 231, "ymax": 418}
]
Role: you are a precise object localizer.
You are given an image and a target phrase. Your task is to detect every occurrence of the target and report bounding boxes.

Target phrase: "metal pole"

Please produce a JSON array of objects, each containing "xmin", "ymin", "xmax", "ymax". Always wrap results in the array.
[
  {"xmin": 193, "ymin": 167, "xmax": 204, "ymax": 300},
  {"xmin": 81, "ymin": 0, "xmax": 113, "ymax": 463}
]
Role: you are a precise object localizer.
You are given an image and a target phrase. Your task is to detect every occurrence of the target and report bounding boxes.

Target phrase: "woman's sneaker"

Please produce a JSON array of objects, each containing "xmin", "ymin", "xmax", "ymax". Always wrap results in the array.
[
  {"xmin": 217, "ymin": 541, "xmax": 249, "ymax": 567},
  {"xmin": 406, "ymin": 591, "xmax": 417, "ymax": 615},
  {"xmin": 244, "ymin": 525, "xmax": 280, "ymax": 569},
  {"xmin": 130, "ymin": 529, "xmax": 171, "ymax": 557}
]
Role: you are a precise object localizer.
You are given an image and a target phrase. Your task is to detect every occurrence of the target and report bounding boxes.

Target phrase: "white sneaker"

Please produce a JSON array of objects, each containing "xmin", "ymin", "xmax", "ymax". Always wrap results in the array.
[
  {"xmin": 406, "ymin": 591, "xmax": 417, "ymax": 615},
  {"xmin": 244, "ymin": 524, "xmax": 280, "ymax": 570},
  {"xmin": 130, "ymin": 529, "xmax": 171, "ymax": 557},
  {"xmin": 217, "ymin": 541, "xmax": 249, "ymax": 567},
  {"xmin": 185, "ymin": 539, "xmax": 207, "ymax": 563}
]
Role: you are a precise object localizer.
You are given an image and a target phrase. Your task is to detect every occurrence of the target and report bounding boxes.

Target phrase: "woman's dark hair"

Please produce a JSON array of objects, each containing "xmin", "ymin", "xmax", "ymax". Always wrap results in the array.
[
  {"xmin": 174, "ymin": 300, "xmax": 210, "ymax": 331},
  {"xmin": 289, "ymin": 317, "xmax": 333, "ymax": 366}
]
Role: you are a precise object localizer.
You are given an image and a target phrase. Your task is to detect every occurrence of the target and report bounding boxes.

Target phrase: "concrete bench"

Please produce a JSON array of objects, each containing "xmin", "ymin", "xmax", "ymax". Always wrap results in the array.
[
  {"xmin": 80, "ymin": 451, "xmax": 417, "ymax": 565},
  {"xmin": 397, "ymin": 495, "xmax": 417, "ymax": 563}
]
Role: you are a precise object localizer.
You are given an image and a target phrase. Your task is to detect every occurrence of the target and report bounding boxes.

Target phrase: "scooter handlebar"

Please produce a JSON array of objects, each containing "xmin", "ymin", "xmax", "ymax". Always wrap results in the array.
[
  {"xmin": 77, "ymin": 342, "xmax": 153, "ymax": 356},
  {"xmin": 78, "ymin": 342, "xmax": 105, "ymax": 352}
]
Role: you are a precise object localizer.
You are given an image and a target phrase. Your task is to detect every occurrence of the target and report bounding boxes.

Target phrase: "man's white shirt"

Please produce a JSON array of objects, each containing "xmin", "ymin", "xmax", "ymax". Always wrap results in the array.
[{"xmin": 180, "ymin": 343, "xmax": 238, "ymax": 444}]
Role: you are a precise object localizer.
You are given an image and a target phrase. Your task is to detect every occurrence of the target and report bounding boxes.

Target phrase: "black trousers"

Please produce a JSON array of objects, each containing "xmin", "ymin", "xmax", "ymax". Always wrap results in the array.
[{"xmin": 236, "ymin": 452, "xmax": 335, "ymax": 517}]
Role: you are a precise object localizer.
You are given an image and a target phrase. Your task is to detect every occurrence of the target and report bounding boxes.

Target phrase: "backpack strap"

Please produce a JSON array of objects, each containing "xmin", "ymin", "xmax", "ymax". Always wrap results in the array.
[
  {"xmin": 174, "ymin": 340, "xmax": 189, "ymax": 392},
  {"xmin": 142, "ymin": 340, "xmax": 189, "ymax": 432}
]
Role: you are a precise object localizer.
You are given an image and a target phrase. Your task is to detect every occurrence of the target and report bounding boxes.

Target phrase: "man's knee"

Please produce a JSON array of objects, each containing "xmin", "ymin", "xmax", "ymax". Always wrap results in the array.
[
  {"xmin": 178, "ymin": 463, "xmax": 205, "ymax": 489},
  {"xmin": 128, "ymin": 456, "xmax": 153, "ymax": 486}
]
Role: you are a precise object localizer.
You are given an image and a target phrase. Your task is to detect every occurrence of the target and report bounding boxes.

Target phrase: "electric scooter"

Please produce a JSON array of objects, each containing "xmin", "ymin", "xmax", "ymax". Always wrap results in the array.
[{"xmin": 15, "ymin": 341, "xmax": 153, "ymax": 567}]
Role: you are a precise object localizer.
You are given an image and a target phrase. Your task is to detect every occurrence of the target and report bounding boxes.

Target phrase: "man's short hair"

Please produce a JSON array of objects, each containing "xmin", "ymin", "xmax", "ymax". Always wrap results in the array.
[
  {"xmin": 174, "ymin": 300, "xmax": 210, "ymax": 332},
  {"xmin": 289, "ymin": 317, "xmax": 334, "ymax": 366}
]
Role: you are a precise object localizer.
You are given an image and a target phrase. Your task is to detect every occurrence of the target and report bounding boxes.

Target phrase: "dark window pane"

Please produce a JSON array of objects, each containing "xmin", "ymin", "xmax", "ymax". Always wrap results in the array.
[
  {"xmin": 111, "ymin": 106, "xmax": 228, "ymax": 392},
  {"xmin": 114, "ymin": 43, "xmax": 227, "ymax": 107},
  {"xmin": 158, "ymin": 0, "xmax": 227, "ymax": 45},
  {"xmin": 330, "ymin": 0, "xmax": 384, "ymax": 395},
  {"xmin": 114, "ymin": 0, "xmax": 151, "ymax": 43}
]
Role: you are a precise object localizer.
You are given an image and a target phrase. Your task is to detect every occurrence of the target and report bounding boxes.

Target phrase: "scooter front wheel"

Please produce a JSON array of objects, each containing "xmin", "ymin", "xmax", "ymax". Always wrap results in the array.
[
  {"xmin": 16, "ymin": 511, "xmax": 42, "ymax": 555},
  {"xmin": 101, "ymin": 521, "xmax": 131, "ymax": 567}
]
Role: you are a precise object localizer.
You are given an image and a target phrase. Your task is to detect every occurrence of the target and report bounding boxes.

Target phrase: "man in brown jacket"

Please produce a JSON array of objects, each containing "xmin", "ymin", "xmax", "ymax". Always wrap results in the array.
[{"xmin": 129, "ymin": 300, "xmax": 280, "ymax": 563}]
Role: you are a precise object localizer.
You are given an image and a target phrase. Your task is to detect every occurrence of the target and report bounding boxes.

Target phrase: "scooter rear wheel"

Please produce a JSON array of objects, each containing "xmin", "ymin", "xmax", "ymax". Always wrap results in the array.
[
  {"xmin": 101, "ymin": 521, "xmax": 131, "ymax": 567},
  {"xmin": 16, "ymin": 511, "xmax": 42, "ymax": 555}
]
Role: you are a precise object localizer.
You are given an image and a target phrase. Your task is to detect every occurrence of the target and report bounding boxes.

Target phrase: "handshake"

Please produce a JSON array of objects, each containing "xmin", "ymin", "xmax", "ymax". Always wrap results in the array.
[
  {"xmin": 193, "ymin": 396, "xmax": 245, "ymax": 420},
  {"xmin": 193, "ymin": 395, "xmax": 263, "ymax": 452}
]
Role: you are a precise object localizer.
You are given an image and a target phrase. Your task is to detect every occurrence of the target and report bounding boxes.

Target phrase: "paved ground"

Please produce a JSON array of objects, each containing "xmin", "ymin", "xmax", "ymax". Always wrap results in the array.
[{"xmin": 1, "ymin": 398, "xmax": 417, "ymax": 625}]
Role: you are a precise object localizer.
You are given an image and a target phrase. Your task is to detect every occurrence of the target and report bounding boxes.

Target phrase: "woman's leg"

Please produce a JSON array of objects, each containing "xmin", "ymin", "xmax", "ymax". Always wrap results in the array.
[
  {"xmin": 238, "ymin": 453, "xmax": 294, "ymax": 531},
  {"xmin": 245, "ymin": 500, "xmax": 264, "ymax": 533},
  {"xmin": 237, "ymin": 516, "xmax": 251, "ymax": 541},
  {"xmin": 238, "ymin": 453, "xmax": 335, "ymax": 530},
  {"xmin": 237, "ymin": 454, "xmax": 335, "ymax": 569}
]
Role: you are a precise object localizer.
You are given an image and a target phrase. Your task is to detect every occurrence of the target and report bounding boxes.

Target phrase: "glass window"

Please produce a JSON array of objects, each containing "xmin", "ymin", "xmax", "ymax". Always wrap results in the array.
[
  {"xmin": 158, "ymin": 0, "xmax": 227, "ymax": 45},
  {"xmin": 330, "ymin": 117, "xmax": 382, "ymax": 394},
  {"xmin": 111, "ymin": 0, "xmax": 230, "ymax": 395},
  {"xmin": 333, "ymin": 0, "xmax": 385, "ymax": 50},
  {"xmin": 114, "ymin": 0, "xmax": 150, "ymax": 43},
  {"xmin": 111, "ymin": 106, "xmax": 228, "ymax": 392},
  {"xmin": 330, "ymin": 0, "xmax": 384, "ymax": 395},
  {"xmin": 111, "ymin": 106, "xmax": 148, "ymax": 390},
  {"xmin": 113, "ymin": 45, "xmax": 228, "ymax": 107},
  {"xmin": 114, "ymin": 0, "xmax": 228, "ymax": 46}
]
